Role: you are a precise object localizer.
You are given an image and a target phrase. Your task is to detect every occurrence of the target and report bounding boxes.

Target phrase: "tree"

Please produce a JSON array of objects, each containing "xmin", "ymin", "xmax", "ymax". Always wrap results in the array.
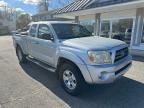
[{"xmin": 16, "ymin": 13, "xmax": 31, "ymax": 29}]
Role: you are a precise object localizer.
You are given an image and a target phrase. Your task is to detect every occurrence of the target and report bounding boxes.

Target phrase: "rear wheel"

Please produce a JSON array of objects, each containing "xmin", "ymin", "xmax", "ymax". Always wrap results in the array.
[
  {"xmin": 16, "ymin": 46, "xmax": 27, "ymax": 64},
  {"xmin": 59, "ymin": 63, "xmax": 85, "ymax": 95}
]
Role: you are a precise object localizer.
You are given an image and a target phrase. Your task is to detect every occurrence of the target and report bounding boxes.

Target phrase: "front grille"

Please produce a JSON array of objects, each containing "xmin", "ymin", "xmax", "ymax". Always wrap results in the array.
[{"xmin": 114, "ymin": 47, "xmax": 129, "ymax": 63}]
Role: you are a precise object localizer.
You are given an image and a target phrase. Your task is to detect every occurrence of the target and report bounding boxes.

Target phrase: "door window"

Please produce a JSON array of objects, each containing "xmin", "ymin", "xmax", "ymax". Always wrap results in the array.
[
  {"xmin": 38, "ymin": 24, "xmax": 52, "ymax": 40},
  {"xmin": 29, "ymin": 24, "xmax": 37, "ymax": 37}
]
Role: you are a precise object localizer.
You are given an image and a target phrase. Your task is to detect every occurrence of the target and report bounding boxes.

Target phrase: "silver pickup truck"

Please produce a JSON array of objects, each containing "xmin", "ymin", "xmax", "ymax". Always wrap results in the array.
[{"xmin": 13, "ymin": 21, "xmax": 132, "ymax": 95}]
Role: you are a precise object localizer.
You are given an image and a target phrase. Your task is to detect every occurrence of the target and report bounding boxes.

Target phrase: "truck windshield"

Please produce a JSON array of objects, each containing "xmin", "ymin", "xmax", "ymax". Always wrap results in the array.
[{"xmin": 52, "ymin": 23, "xmax": 92, "ymax": 39}]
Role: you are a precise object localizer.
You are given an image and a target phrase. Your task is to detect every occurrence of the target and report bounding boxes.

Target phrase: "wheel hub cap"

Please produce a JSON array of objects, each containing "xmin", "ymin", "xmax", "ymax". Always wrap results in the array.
[{"xmin": 63, "ymin": 70, "xmax": 77, "ymax": 90}]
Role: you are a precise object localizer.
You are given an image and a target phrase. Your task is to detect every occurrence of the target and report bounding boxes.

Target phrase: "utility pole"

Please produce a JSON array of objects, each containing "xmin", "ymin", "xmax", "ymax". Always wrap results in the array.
[
  {"xmin": 45, "ymin": 0, "xmax": 48, "ymax": 12},
  {"xmin": 38, "ymin": 0, "xmax": 48, "ymax": 13},
  {"xmin": 37, "ymin": 0, "xmax": 73, "ymax": 13}
]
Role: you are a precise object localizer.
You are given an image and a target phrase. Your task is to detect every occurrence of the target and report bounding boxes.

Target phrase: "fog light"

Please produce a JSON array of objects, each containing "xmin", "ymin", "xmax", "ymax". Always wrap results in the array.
[{"xmin": 99, "ymin": 71, "xmax": 108, "ymax": 80}]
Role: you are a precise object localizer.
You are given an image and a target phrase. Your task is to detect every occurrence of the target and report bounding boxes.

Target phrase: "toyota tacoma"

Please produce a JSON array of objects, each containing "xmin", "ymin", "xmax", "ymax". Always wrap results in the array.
[{"xmin": 12, "ymin": 21, "xmax": 132, "ymax": 95}]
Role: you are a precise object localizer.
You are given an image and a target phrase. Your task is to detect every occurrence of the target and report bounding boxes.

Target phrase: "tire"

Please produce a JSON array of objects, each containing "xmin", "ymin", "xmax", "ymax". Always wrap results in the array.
[
  {"xmin": 59, "ymin": 62, "xmax": 85, "ymax": 95},
  {"xmin": 16, "ymin": 46, "xmax": 27, "ymax": 64}
]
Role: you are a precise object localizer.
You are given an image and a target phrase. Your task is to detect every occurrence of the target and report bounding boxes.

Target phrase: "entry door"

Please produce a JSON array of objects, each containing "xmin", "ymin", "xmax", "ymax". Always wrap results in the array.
[{"xmin": 36, "ymin": 24, "xmax": 57, "ymax": 66}]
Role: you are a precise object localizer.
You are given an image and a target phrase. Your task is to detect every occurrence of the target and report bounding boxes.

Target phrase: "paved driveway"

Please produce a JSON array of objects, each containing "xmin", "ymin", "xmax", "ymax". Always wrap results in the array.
[{"xmin": 0, "ymin": 36, "xmax": 144, "ymax": 108}]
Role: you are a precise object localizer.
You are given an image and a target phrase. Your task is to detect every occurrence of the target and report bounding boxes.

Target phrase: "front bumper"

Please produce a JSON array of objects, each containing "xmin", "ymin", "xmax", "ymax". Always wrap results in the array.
[{"xmin": 85, "ymin": 56, "xmax": 132, "ymax": 84}]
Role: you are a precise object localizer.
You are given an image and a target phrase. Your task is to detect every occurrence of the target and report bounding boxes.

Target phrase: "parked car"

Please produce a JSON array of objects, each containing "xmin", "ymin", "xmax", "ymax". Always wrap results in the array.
[{"xmin": 12, "ymin": 21, "xmax": 132, "ymax": 95}]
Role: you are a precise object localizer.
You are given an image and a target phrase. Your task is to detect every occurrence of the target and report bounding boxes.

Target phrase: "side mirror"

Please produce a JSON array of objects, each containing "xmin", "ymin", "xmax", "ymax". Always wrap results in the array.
[{"xmin": 41, "ymin": 33, "xmax": 54, "ymax": 41}]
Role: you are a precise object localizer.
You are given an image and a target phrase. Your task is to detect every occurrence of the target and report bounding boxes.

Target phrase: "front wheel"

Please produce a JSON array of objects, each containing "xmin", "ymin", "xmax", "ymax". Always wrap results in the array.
[{"xmin": 59, "ymin": 63, "xmax": 85, "ymax": 95}]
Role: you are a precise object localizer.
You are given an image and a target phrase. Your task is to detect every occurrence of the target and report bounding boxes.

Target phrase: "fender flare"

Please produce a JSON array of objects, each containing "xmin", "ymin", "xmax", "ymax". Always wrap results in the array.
[{"xmin": 56, "ymin": 50, "xmax": 93, "ymax": 83}]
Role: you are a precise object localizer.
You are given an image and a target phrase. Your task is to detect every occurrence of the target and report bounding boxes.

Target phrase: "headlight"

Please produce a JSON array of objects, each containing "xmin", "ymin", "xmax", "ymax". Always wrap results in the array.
[{"xmin": 88, "ymin": 51, "xmax": 112, "ymax": 65}]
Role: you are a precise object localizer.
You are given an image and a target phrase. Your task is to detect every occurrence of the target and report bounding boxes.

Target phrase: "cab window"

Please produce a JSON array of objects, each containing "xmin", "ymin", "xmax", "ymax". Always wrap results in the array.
[
  {"xmin": 38, "ymin": 24, "xmax": 52, "ymax": 40},
  {"xmin": 29, "ymin": 24, "xmax": 37, "ymax": 37}
]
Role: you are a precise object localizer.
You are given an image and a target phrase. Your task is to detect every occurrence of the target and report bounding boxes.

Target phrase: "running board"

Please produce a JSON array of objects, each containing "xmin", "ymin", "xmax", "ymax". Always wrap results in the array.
[{"xmin": 27, "ymin": 57, "xmax": 56, "ymax": 72}]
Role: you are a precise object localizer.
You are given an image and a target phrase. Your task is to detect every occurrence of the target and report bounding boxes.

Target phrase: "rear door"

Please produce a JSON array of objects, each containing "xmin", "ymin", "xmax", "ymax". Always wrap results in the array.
[{"xmin": 27, "ymin": 24, "xmax": 39, "ymax": 58}]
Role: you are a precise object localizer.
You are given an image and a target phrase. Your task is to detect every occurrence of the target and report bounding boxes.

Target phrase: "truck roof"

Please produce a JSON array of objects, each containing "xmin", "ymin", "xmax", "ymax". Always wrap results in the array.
[{"xmin": 29, "ymin": 21, "xmax": 76, "ymax": 25}]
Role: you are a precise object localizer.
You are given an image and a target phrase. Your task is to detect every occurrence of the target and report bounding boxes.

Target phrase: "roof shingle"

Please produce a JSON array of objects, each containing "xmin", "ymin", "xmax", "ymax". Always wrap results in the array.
[
  {"xmin": 55, "ymin": 0, "xmax": 91, "ymax": 14},
  {"xmin": 55, "ymin": 0, "xmax": 137, "ymax": 15}
]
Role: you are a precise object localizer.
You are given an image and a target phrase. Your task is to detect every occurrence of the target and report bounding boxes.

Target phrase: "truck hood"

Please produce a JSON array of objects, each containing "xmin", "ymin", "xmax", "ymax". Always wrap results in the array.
[{"xmin": 61, "ymin": 36, "xmax": 126, "ymax": 50}]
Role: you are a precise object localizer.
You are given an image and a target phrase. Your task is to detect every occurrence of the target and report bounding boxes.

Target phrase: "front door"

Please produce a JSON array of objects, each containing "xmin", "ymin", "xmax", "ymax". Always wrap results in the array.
[{"xmin": 36, "ymin": 24, "xmax": 57, "ymax": 66}]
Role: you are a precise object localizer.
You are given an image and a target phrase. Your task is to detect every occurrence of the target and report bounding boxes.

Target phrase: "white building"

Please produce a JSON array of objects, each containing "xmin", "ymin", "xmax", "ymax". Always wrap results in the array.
[{"xmin": 55, "ymin": 0, "xmax": 144, "ymax": 56}]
